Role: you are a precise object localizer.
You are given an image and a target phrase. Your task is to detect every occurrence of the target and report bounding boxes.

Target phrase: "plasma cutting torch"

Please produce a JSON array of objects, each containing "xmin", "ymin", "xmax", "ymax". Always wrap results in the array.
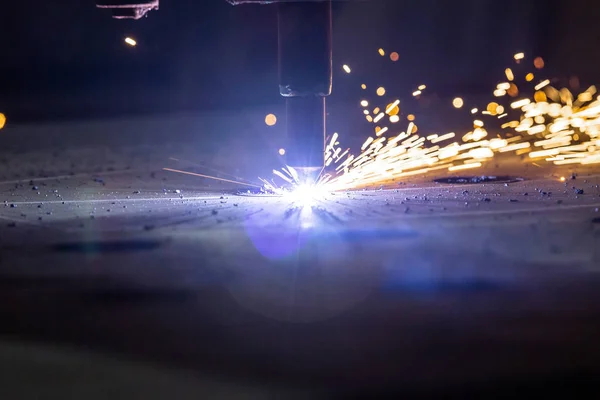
[{"xmin": 97, "ymin": 0, "xmax": 346, "ymax": 183}]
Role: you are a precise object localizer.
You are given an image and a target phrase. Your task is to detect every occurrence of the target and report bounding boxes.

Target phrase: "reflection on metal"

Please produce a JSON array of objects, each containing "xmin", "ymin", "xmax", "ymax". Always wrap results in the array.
[{"xmin": 434, "ymin": 176, "xmax": 524, "ymax": 185}]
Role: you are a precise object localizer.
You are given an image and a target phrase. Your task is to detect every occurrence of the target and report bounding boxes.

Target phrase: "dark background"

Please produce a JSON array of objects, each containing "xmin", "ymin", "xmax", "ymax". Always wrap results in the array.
[{"xmin": 0, "ymin": 0, "xmax": 598, "ymax": 123}]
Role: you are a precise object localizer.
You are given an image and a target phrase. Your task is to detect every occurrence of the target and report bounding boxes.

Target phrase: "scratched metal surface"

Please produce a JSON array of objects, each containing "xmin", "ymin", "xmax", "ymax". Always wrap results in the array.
[{"xmin": 0, "ymin": 117, "xmax": 600, "ymax": 397}]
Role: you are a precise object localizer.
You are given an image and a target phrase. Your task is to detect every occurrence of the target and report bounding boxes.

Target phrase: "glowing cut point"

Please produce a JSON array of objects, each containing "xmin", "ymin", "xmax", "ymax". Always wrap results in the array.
[
  {"xmin": 287, "ymin": 184, "xmax": 326, "ymax": 209},
  {"xmin": 124, "ymin": 37, "xmax": 137, "ymax": 46}
]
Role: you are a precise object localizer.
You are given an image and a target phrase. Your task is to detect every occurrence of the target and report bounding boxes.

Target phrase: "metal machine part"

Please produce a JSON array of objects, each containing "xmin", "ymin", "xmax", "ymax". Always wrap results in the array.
[
  {"xmin": 285, "ymin": 97, "xmax": 326, "ymax": 180},
  {"xmin": 97, "ymin": 0, "xmax": 352, "ymax": 182},
  {"xmin": 277, "ymin": 1, "xmax": 332, "ymax": 98},
  {"xmin": 96, "ymin": 1, "xmax": 159, "ymax": 19},
  {"xmin": 278, "ymin": 1, "xmax": 331, "ymax": 180},
  {"xmin": 229, "ymin": 0, "xmax": 335, "ymax": 182}
]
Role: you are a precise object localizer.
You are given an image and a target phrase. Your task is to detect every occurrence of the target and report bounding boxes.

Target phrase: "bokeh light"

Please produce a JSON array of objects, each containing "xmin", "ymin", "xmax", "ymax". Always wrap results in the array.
[
  {"xmin": 265, "ymin": 113, "xmax": 277, "ymax": 126},
  {"xmin": 487, "ymin": 102, "xmax": 499, "ymax": 115},
  {"xmin": 376, "ymin": 87, "xmax": 386, "ymax": 96},
  {"xmin": 452, "ymin": 97, "xmax": 464, "ymax": 108},
  {"xmin": 505, "ymin": 68, "xmax": 514, "ymax": 81},
  {"xmin": 390, "ymin": 52, "xmax": 399, "ymax": 62},
  {"xmin": 534, "ymin": 90, "xmax": 547, "ymax": 102},
  {"xmin": 534, "ymin": 57, "xmax": 545, "ymax": 69},
  {"xmin": 570, "ymin": 76, "xmax": 580, "ymax": 90},
  {"xmin": 278, "ymin": 148, "xmax": 286, "ymax": 156},
  {"xmin": 385, "ymin": 101, "xmax": 399, "ymax": 116},
  {"xmin": 0, "ymin": 113, "xmax": 5, "ymax": 130}
]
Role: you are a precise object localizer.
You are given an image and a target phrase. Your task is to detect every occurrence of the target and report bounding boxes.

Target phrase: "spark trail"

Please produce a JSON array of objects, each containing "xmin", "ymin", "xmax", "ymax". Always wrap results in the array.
[{"xmin": 269, "ymin": 50, "xmax": 600, "ymax": 193}]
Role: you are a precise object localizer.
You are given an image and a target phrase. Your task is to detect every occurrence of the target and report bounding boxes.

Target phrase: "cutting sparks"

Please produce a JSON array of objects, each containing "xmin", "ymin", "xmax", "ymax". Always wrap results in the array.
[
  {"xmin": 124, "ymin": 37, "xmax": 137, "ymax": 46},
  {"xmin": 258, "ymin": 50, "xmax": 600, "ymax": 194},
  {"xmin": 453, "ymin": 98, "xmax": 464, "ymax": 108}
]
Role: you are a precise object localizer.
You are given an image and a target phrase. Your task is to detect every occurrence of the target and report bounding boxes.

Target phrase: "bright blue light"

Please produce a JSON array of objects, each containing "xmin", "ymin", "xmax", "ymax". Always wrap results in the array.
[{"xmin": 285, "ymin": 183, "xmax": 326, "ymax": 209}]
